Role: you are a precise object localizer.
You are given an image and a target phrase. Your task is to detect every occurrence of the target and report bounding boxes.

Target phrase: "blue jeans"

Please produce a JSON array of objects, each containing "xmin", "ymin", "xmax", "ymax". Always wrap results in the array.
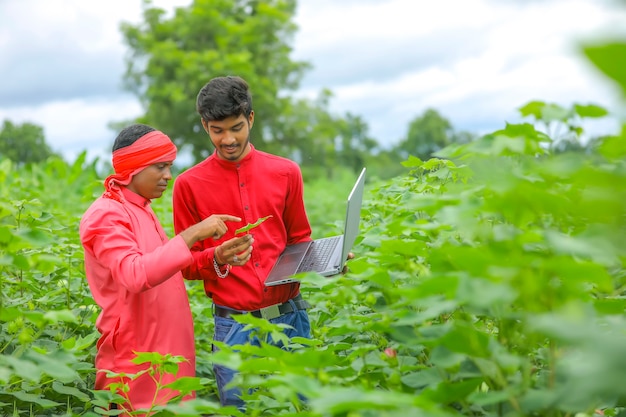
[{"xmin": 212, "ymin": 300, "xmax": 311, "ymax": 409}]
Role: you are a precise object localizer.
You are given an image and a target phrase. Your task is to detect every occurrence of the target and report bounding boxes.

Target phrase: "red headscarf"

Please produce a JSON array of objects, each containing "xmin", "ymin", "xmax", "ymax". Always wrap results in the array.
[{"xmin": 103, "ymin": 130, "xmax": 177, "ymax": 202}]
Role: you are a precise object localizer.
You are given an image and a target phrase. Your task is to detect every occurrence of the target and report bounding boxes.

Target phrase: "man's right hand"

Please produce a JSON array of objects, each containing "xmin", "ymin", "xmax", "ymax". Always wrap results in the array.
[
  {"xmin": 203, "ymin": 214, "xmax": 242, "ymax": 240},
  {"xmin": 181, "ymin": 214, "xmax": 241, "ymax": 248}
]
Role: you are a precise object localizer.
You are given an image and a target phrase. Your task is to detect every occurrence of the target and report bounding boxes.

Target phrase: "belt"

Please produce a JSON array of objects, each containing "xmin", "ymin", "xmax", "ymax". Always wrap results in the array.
[{"xmin": 214, "ymin": 294, "xmax": 310, "ymax": 321}]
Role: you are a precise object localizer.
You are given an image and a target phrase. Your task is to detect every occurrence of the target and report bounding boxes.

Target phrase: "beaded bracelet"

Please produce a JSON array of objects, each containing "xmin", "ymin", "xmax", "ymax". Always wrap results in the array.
[{"xmin": 213, "ymin": 256, "xmax": 230, "ymax": 279}]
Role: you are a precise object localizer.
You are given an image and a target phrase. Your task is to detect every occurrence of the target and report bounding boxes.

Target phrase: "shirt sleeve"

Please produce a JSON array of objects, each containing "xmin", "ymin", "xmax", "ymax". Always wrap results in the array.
[
  {"xmin": 284, "ymin": 163, "xmax": 313, "ymax": 245},
  {"xmin": 172, "ymin": 176, "xmax": 221, "ymax": 281},
  {"xmin": 80, "ymin": 202, "xmax": 194, "ymax": 293}
]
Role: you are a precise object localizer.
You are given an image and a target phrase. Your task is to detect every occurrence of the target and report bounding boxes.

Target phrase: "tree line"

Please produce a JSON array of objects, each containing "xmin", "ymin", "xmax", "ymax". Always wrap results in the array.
[
  {"xmin": 0, "ymin": 0, "xmax": 603, "ymax": 180},
  {"xmin": 0, "ymin": 106, "xmax": 470, "ymax": 179}
]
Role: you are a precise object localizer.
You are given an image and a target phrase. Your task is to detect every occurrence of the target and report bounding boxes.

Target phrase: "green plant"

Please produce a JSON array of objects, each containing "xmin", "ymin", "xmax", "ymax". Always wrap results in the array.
[
  {"xmin": 235, "ymin": 215, "xmax": 273, "ymax": 235},
  {"xmin": 92, "ymin": 352, "xmax": 203, "ymax": 416}
]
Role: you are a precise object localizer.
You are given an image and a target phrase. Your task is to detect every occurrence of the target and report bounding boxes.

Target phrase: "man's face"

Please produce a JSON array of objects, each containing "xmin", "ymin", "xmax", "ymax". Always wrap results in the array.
[
  {"xmin": 127, "ymin": 162, "xmax": 173, "ymax": 200},
  {"xmin": 202, "ymin": 112, "xmax": 254, "ymax": 162}
]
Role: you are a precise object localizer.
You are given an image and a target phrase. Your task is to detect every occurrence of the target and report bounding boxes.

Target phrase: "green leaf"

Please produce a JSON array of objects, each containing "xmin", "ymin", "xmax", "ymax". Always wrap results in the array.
[
  {"xmin": 23, "ymin": 310, "xmax": 46, "ymax": 328},
  {"xmin": 380, "ymin": 238, "xmax": 427, "ymax": 257},
  {"xmin": 583, "ymin": 42, "xmax": 626, "ymax": 97},
  {"xmin": 456, "ymin": 277, "xmax": 517, "ymax": 310},
  {"xmin": 235, "ymin": 215, "xmax": 273, "ymax": 234},
  {"xmin": 2, "ymin": 356, "xmax": 41, "ymax": 382},
  {"xmin": 544, "ymin": 230, "xmax": 619, "ymax": 267},
  {"xmin": 401, "ymin": 367, "xmax": 444, "ymax": 388},
  {"xmin": 0, "ymin": 254, "xmax": 11, "ymax": 266},
  {"xmin": 540, "ymin": 103, "xmax": 570, "ymax": 122},
  {"xmin": 401, "ymin": 155, "xmax": 424, "ymax": 167},
  {"xmin": 0, "ymin": 364, "xmax": 12, "ymax": 384},
  {"xmin": 429, "ymin": 345, "xmax": 466, "ymax": 369},
  {"xmin": 12, "ymin": 253, "xmax": 30, "ymax": 269},
  {"xmin": 13, "ymin": 227, "xmax": 52, "ymax": 247},
  {"xmin": 44, "ymin": 309, "xmax": 78, "ymax": 324},
  {"xmin": 26, "ymin": 351, "xmax": 80, "ymax": 382},
  {"xmin": 496, "ymin": 122, "xmax": 549, "ymax": 142},
  {"xmin": 0, "ymin": 225, "xmax": 12, "ymax": 243},
  {"xmin": 9, "ymin": 391, "xmax": 61, "ymax": 408},
  {"xmin": 593, "ymin": 298, "xmax": 626, "ymax": 315},
  {"xmin": 0, "ymin": 307, "xmax": 22, "ymax": 322},
  {"xmin": 598, "ymin": 126, "xmax": 626, "ymax": 160},
  {"xmin": 422, "ymin": 377, "xmax": 484, "ymax": 404},
  {"xmin": 440, "ymin": 323, "xmax": 491, "ymax": 358},
  {"xmin": 51, "ymin": 381, "xmax": 91, "ymax": 401},
  {"xmin": 573, "ymin": 103, "xmax": 609, "ymax": 118},
  {"xmin": 518, "ymin": 101, "xmax": 546, "ymax": 119},
  {"xmin": 64, "ymin": 331, "xmax": 98, "ymax": 351},
  {"xmin": 130, "ymin": 351, "xmax": 167, "ymax": 365},
  {"xmin": 468, "ymin": 388, "xmax": 515, "ymax": 406},
  {"xmin": 155, "ymin": 397, "xmax": 223, "ymax": 416},
  {"xmin": 309, "ymin": 386, "xmax": 421, "ymax": 413},
  {"xmin": 163, "ymin": 376, "xmax": 205, "ymax": 393},
  {"xmin": 520, "ymin": 388, "xmax": 564, "ymax": 413}
]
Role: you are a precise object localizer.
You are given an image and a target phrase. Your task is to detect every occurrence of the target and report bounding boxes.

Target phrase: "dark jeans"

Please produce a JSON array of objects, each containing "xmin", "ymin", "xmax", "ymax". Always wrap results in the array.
[{"xmin": 212, "ymin": 300, "xmax": 311, "ymax": 409}]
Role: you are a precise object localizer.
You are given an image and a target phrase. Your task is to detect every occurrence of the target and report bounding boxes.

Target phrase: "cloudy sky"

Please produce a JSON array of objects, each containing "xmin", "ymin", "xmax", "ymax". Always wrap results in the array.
[{"xmin": 1, "ymin": 0, "xmax": 625, "ymax": 163}]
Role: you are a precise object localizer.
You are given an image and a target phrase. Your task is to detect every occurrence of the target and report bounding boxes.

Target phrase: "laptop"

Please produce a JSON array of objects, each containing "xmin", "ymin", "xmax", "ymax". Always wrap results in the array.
[{"xmin": 265, "ymin": 167, "xmax": 366, "ymax": 287}]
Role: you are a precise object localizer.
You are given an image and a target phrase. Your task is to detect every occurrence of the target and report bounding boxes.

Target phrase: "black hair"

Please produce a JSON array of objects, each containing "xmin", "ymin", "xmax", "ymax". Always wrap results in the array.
[
  {"xmin": 196, "ymin": 75, "xmax": 253, "ymax": 122},
  {"xmin": 112, "ymin": 124, "xmax": 156, "ymax": 151}
]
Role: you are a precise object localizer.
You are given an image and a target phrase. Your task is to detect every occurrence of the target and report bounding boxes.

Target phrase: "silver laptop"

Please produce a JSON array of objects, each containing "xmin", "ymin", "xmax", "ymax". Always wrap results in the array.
[{"xmin": 265, "ymin": 167, "xmax": 366, "ymax": 287}]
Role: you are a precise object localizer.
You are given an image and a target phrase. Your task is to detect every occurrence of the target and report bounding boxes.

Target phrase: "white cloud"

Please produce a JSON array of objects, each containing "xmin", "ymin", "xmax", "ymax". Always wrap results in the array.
[
  {"xmin": 293, "ymin": 0, "xmax": 626, "ymax": 144},
  {"xmin": 295, "ymin": 0, "xmax": 499, "ymax": 53},
  {"xmin": 0, "ymin": 0, "xmax": 624, "ymax": 161},
  {"xmin": 0, "ymin": 96, "xmax": 143, "ymax": 162},
  {"xmin": 0, "ymin": 0, "xmax": 190, "ymax": 162}
]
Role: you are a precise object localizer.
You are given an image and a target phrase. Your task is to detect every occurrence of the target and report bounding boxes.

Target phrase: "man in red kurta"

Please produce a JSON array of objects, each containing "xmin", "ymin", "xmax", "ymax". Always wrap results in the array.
[
  {"xmin": 80, "ymin": 124, "xmax": 242, "ymax": 414},
  {"xmin": 172, "ymin": 76, "xmax": 313, "ymax": 409}
]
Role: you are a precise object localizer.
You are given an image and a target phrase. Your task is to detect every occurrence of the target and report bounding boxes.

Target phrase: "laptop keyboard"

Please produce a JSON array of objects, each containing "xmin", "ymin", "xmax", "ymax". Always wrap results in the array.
[{"xmin": 296, "ymin": 236, "xmax": 341, "ymax": 273}]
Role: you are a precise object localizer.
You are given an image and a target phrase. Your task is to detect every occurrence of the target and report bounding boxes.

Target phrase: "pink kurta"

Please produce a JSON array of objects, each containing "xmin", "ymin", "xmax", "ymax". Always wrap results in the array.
[{"xmin": 80, "ymin": 187, "xmax": 196, "ymax": 411}]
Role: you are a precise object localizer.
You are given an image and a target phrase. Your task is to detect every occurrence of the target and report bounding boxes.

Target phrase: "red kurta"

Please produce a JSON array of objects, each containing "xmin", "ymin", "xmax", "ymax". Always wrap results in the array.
[
  {"xmin": 172, "ymin": 145, "xmax": 312, "ymax": 310},
  {"xmin": 80, "ymin": 187, "xmax": 196, "ymax": 411}
]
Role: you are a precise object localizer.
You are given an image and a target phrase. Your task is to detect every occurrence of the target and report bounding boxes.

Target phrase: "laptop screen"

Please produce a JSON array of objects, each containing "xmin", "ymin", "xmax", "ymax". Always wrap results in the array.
[{"xmin": 339, "ymin": 167, "xmax": 366, "ymax": 265}]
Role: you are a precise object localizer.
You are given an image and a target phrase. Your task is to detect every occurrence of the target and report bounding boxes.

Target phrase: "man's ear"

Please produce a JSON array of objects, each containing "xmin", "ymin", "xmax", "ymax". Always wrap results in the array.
[
  {"xmin": 201, "ymin": 119, "xmax": 209, "ymax": 133},
  {"xmin": 248, "ymin": 111, "xmax": 254, "ymax": 130}
]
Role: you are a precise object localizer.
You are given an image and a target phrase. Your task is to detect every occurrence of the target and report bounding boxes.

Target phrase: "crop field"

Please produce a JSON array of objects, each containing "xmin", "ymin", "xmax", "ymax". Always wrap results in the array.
[{"xmin": 2, "ymin": 104, "xmax": 626, "ymax": 416}]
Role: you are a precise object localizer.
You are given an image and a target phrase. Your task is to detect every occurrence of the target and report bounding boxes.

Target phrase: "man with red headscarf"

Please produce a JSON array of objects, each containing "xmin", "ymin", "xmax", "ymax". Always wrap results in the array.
[{"xmin": 79, "ymin": 124, "xmax": 251, "ymax": 414}]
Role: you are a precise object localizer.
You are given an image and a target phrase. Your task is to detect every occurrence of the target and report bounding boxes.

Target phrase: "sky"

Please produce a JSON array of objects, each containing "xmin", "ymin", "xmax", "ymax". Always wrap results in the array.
[{"xmin": 1, "ymin": 0, "xmax": 625, "ymax": 164}]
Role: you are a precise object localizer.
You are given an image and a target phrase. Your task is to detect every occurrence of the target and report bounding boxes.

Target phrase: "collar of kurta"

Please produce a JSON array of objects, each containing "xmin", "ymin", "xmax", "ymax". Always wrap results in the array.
[
  {"xmin": 119, "ymin": 187, "xmax": 151, "ymax": 207},
  {"xmin": 211, "ymin": 144, "xmax": 256, "ymax": 169}
]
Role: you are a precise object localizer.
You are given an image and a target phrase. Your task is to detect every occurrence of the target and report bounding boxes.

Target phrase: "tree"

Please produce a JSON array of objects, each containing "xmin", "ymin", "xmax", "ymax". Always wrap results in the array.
[
  {"xmin": 272, "ymin": 89, "xmax": 379, "ymax": 179},
  {"xmin": 335, "ymin": 113, "xmax": 379, "ymax": 174},
  {"xmin": 0, "ymin": 120, "xmax": 57, "ymax": 164},
  {"xmin": 120, "ymin": 0, "xmax": 311, "ymax": 163},
  {"xmin": 394, "ymin": 108, "xmax": 454, "ymax": 161}
]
